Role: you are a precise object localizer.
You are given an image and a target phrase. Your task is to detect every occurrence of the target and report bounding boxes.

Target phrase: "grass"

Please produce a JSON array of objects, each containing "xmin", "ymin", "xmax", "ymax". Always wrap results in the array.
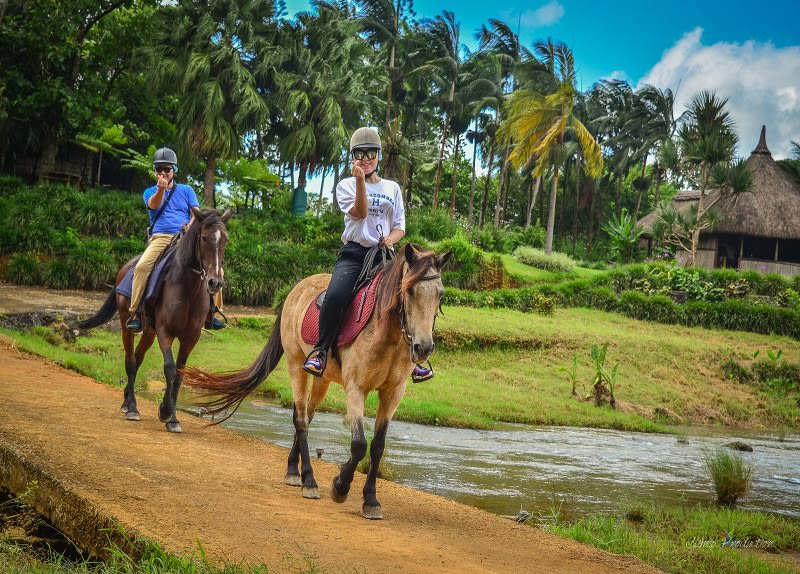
[
  {"xmin": 541, "ymin": 504, "xmax": 800, "ymax": 574},
  {"xmin": 2, "ymin": 305, "xmax": 800, "ymax": 574},
  {"xmin": 3, "ymin": 304, "xmax": 800, "ymax": 431},
  {"xmin": 705, "ymin": 449, "xmax": 754, "ymax": 506}
]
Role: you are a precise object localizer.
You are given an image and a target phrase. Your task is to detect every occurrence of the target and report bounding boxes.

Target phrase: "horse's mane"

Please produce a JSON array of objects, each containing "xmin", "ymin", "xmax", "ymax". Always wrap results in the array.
[
  {"xmin": 375, "ymin": 244, "xmax": 438, "ymax": 318},
  {"xmin": 174, "ymin": 209, "xmax": 223, "ymax": 269}
]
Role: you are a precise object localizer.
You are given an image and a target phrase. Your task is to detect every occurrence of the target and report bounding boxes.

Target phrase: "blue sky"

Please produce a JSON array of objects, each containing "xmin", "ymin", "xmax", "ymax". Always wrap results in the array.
[{"xmin": 282, "ymin": 0, "xmax": 800, "ymax": 163}]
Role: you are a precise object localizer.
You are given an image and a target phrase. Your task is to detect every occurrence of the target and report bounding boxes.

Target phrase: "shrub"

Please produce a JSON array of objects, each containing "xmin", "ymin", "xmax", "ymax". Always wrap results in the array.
[
  {"xmin": 406, "ymin": 209, "xmax": 459, "ymax": 243},
  {"xmin": 42, "ymin": 259, "xmax": 75, "ymax": 289},
  {"xmin": 437, "ymin": 233, "xmax": 483, "ymax": 289},
  {"xmin": 704, "ymin": 448, "xmax": 753, "ymax": 506},
  {"xmin": 470, "ymin": 223, "xmax": 511, "ymax": 253},
  {"xmin": 513, "ymin": 246, "xmax": 576, "ymax": 273},
  {"xmin": 5, "ymin": 253, "xmax": 41, "ymax": 285},
  {"xmin": 67, "ymin": 239, "xmax": 118, "ymax": 290}
]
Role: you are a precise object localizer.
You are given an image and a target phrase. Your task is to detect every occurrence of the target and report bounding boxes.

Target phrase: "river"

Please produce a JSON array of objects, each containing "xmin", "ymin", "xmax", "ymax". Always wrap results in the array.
[{"xmin": 210, "ymin": 399, "xmax": 800, "ymax": 521}]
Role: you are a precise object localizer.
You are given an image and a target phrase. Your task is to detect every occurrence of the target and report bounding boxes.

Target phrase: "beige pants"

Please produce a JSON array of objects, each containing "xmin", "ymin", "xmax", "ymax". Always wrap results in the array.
[{"xmin": 129, "ymin": 233, "xmax": 223, "ymax": 313}]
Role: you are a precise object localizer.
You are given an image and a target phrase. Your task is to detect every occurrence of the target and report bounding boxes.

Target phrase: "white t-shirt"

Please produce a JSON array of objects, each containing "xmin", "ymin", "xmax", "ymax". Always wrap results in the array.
[{"xmin": 336, "ymin": 177, "xmax": 406, "ymax": 247}]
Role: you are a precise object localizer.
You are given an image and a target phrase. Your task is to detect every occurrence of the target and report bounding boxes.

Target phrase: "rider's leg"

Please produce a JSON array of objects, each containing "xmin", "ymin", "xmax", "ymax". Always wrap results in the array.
[{"xmin": 127, "ymin": 234, "xmax": 174, "ymax": 330}]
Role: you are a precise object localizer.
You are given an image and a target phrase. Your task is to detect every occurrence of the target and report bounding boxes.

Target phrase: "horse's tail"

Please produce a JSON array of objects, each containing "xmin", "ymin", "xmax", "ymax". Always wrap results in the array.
[
  {"xmin": 182, "ymin": 309, "xmax": 285, "ymax": 424},
  {"xmin": 77, "ymin": 288, "xmax": 118, "ymax": 329}
]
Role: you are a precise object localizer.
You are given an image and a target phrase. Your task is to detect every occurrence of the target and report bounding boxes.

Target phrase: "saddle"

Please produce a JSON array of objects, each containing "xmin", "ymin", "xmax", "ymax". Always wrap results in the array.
[
  {"xmin": 115, "ymin": 243, "xmax": 178, "ymax": 305},
  {"xmin": 301, "ymin": 272, "xmax": 382, "ymax": 347}
]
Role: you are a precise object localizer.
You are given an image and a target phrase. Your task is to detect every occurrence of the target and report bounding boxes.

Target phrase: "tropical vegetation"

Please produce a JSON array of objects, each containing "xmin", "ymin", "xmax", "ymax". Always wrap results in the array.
[{"xmin": 5, "ymin": 0, "xmax": 799, "ymax": 262}]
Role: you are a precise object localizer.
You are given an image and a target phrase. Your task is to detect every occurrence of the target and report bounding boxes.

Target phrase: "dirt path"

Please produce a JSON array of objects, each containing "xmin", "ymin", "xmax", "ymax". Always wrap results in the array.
[{"xmin": 0, "ymin": 284, "xmax": 663, "ymax": 573}]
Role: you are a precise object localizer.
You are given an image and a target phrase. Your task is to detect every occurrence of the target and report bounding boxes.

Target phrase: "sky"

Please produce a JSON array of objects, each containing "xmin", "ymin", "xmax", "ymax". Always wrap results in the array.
[{"xmin": 282, "ymin": 0, "xmax": 800, "ymax": 193}]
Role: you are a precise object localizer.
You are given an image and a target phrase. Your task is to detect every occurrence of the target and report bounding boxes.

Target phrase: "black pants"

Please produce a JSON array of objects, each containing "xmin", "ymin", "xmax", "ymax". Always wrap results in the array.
[{"xmin": 315, "ymin": 242, "xmax": 383, "ymax": 358}]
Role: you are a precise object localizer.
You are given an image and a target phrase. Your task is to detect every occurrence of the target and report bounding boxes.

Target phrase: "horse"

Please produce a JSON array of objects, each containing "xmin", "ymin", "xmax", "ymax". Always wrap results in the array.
[
  {"xmin": 78, "ymin": 207, "xmax": 232, "ymax": 433},
  {"xmin": 182, "ymin": 243, "xmax": 451, "ymax": 519}
]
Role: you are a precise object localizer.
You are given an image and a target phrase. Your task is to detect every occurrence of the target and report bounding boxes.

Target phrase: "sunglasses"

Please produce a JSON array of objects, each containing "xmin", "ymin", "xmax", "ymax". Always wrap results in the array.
[
  {"xmin": 352, "ymin": 149, "xmax": 378, "ymax": 160},
  {"xmin": 155, "ymin": 165, "xmax": 173, "ymax": 174}
]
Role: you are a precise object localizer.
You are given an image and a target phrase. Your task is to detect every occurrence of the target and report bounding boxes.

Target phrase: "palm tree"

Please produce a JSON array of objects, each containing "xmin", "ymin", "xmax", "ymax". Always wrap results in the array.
[
  {"xmin": 500, "ymin": 40, "xmax": 602, "ymax": 254},
  {"xmin": 416, "ymin": 11, "xmax": 467, "ymax": 210},
  {"xmin": 145, "ymin": 0, "xmax": 275, "ymax": 205},
  {"xmin": 273, "ymin": 1, "xmax": 376, "ymax": 198},
  {"xmin": 355, "ymin": 0, "xmax": 414, "ymax": 178},
  {"xmin": 476, "ymin": 19, "xmax": 534, "ymax": 227},
  {"xmin": 627, "ymin": 84, "xmax": 678, "ymax": 217},
  {"xmin": 677, "ymin": 90, "xmax": 742, "ymax": 265}
]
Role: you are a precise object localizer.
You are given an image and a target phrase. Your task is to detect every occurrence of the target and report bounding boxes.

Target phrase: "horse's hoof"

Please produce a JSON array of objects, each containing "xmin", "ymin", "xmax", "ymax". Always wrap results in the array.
[
  {"xmin": 120, "ymin": 405, "xmax": 128, "ymax": 414},
  {"xmin": 126, "ymin": 411, "xmax": 140, "ymax": 421},
  {"xmin": 158, "ymin": 406, "xmax": 171, "ymax": 423},
  {"xmin": 302, "ymin": 487, "xmax": 320, "ymax": 499},
  {"xmin": 330, "ymin": 484, "xmax": 348, "ymax": 504},
  {"xmin": 361, "ymin": 504, "xmax": 383, "ymax": 520},
  {"xmin": 284, "ymin": 473, "xmax": 302, "ymax": 487},
  {"xmin": 166, "ymin": 422, "xmax": 182, "ymax": 433}
]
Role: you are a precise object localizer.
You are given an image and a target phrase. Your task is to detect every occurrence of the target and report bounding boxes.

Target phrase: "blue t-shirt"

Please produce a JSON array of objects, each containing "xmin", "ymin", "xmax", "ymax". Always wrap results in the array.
[{"xmin": 143, "ymin": 183, "xmax": 200, "ymax": 234}]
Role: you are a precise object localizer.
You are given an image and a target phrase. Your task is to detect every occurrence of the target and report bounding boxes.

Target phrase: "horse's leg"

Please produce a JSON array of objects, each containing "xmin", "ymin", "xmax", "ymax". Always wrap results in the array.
[
  {"xmin": 287, "ymin": 371, "xmax": 329, "ymax": 499},
  {"xmin": 119, "ymin": 312, "xmax": 155, "ymax": 421},
  {"xmin": 162, "ymin": 339, "xmax": 196, "ymax": 434},
  {"xmin": 360, "ymin": 384, "xmax": 405, "ymax": 520},
  {"xmin": 156, "ymin": 333, "xmax": 183, "ymax": 433},
  {"xmin": 330, "ymin": 388, "xmax": 368, "ymax": 505}
]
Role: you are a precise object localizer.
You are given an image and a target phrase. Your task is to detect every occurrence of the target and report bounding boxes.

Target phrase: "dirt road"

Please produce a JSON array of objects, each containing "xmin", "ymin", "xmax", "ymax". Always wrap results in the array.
[{"xmin": 0, "ymin": 284, "xmax": 662, "ymax": 573}]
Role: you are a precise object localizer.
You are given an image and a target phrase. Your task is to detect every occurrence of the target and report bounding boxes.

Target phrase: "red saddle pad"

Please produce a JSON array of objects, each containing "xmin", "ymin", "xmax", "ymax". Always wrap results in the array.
[{"xmin": 301, "ymin": 273, "xmax": 382, "ymax": 347}]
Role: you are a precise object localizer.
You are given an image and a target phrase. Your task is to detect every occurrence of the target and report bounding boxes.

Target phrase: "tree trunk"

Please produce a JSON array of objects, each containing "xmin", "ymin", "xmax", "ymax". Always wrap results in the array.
[
  {"xmin": 35, "ymin": 126, "xmax": 59, "ymax": 184},
  {"xmin": 526, "ymin": 176, "xmax": 541, "ymax": 228},
  {"xmin": 494, "ymin": 146, "xmax": 510, "ymax": 227},
  {"xmin": 545, "ymin": 169, "xmax": 560, "ymax": 255},
  {"xmin": 573, "ymin": 152, "xmax": 581, "ymax": 247},
  {"xmin": 468, "ymin": 139, "xmax": 479, "ymax": 228},
  {"xmin": 203, "ymin": 153, "xmax": 216, "ymax": 207},
  {"xmin": 479, "ymin": 138, "xmax": 496, "ymax": 229},
  {"xmin": 432, "ymin": 109, "xmax": 450, "ymax": 209},
  {"xmin": 449, "ymin": 133, "xmax": 460, "ymax": 216},
  {"xmin": 317, "ymin": 167, "xmax": 326, "ymax": 217}
]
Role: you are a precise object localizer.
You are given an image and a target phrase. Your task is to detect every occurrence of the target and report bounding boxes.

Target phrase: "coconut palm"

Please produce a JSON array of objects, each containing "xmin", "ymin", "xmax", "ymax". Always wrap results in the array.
[
  {"xmin": 414, "ymin": 11, "xmax": 469, "ymax": 210},
  {"xmin": 500, "ymin": 40, "xmax": 602, "ymax": 254},
  {"xmin": 273, "ymin": 1, "xmax": 378, "ymax": 198},
  {"xmin": 144, "ymin": 0, "xmax": 275, "ymax": 205},
  {"xmin": 678, "ymin": 90, "xmax": 740, "ymax": 264},
  {"xmin": 627, "ymin": 84, "xmax": 678, "ymax": 217},
  {"xmin": 476, "ymin": 19, "xmax": 534, "ymax": 227}
]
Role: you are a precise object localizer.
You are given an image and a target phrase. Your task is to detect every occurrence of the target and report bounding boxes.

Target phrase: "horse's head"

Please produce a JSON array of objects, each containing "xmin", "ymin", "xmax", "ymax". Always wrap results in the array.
[
  {"xmin": 395, "ymin": 243, "xmax": 452, "ymax": 364},
  {"xmin": 190, "ymin": 206, "xmax": 233, "ymax": 295}
]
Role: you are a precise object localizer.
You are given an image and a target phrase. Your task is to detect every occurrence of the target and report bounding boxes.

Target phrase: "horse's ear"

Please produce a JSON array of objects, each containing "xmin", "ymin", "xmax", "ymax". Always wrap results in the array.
[
  {"xmin": 436, "ymin": 251, "xmax": 452, "ymax": 270},
  {"xmin": 403, "ymin": 242, "xmax": 417, "ymax": 265},
  {"xmin": 221, "ymin": 207, "xmax": 233, "ymax": 223},
  {"xmin": 191, "ymin": 206, "xmax": 203, "ymax": 219}
]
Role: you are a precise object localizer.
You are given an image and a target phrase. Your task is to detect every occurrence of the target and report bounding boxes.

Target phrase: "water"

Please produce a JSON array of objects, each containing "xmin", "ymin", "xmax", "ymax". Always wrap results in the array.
[{"xmin": 210, "ymin": 399, "xmax": 800, "ymax": 520}]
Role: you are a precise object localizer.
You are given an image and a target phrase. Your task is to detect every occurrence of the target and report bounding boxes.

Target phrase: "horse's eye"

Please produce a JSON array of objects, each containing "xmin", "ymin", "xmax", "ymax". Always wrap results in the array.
[{"xmin": 408, "ymin": 287, "xmax": 415, "ymax": 297}]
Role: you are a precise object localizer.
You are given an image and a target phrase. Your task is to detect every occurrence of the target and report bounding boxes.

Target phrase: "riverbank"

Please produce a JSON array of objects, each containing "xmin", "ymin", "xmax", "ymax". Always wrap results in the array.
[{"xmin": 2, "ymin": 282, "xmax": 798, "ymax": 432}]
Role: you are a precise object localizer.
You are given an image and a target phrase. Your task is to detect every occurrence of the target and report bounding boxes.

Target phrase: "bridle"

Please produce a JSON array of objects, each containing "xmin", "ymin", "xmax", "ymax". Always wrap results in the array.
[
  {"xmin": 190, "ymin": 222, "xmax": 226, "ymax": 286},
  {"xmin": 398, "ymin": 270, "xmax": 442, "ymax": 346}
]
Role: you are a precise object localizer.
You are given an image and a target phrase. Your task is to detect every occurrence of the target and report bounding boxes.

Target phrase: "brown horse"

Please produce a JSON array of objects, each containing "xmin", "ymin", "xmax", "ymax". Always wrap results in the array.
[
  {"xmin": 78, "ymin": 207, "xmax": 232, "ymax": 433},
  {"xmin": 183, "ymin": 243, "xmax": 450, "ymax": 519}
]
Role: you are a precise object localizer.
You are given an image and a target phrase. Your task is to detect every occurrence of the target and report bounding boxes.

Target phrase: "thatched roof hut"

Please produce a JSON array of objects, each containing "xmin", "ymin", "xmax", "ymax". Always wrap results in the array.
[{"xmin": 637, "ymin": 126, "xmax": 800, "ymax": 274}]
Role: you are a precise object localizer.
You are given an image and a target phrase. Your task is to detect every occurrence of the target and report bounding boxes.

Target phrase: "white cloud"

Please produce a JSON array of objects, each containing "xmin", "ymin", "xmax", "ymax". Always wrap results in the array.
[
  {"xmin": 519, "ymin": 1, "xmax": 565, "ymax": 28},
  {"xmin": 639, "ymin": 27, "xmax": 800, "ymax": 159}
]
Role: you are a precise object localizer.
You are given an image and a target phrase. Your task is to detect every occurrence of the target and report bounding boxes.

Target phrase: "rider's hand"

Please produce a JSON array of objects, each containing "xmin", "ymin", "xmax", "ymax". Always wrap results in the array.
[{"xmin": 351, "ymin": 163, "xmax": 365, "ymax": 180}]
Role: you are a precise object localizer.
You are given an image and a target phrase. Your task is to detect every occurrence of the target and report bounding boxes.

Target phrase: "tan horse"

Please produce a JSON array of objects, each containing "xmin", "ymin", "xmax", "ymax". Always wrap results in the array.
[{"xmin": 183, "ymin": 243, "xmax": 451, "ymax": 519}]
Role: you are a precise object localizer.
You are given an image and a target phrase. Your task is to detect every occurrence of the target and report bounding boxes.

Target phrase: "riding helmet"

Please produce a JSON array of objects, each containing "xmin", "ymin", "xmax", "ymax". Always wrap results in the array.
[
  {"xmin": 153, "ymin": 147, "xmax": 179, "ymax": 172},
  {"xmin": 349, "ymin": 127, "xmax": 382, "ymax": 152}
]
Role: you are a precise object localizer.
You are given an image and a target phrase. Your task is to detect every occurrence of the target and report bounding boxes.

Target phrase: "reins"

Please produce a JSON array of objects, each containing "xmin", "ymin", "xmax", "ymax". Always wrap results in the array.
[
  {"xmin": 398, "ymin": 270, "xmax": 441, "ymax": 346},
  {"xmin": 188, "ymin": 222, "xmax": 225, "ymax": 284}
]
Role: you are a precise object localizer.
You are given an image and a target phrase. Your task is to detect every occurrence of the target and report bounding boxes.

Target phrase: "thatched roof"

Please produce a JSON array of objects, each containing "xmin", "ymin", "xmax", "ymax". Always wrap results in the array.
[{"xmin": 638, "ymin": 126, "xmax": 800, "ymax": 240}]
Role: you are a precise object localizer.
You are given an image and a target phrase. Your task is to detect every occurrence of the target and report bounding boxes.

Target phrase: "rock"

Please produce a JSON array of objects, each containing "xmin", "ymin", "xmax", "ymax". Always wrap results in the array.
[{"xmin": 726, "ymin": 441, "xmax": 753, "ymax": 452}]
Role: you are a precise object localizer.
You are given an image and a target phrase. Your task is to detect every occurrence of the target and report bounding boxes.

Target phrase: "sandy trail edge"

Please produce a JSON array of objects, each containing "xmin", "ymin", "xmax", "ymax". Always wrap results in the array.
[{"xmin": 0, "ymin": 336, "xmax": 663, "ymax": 574}]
